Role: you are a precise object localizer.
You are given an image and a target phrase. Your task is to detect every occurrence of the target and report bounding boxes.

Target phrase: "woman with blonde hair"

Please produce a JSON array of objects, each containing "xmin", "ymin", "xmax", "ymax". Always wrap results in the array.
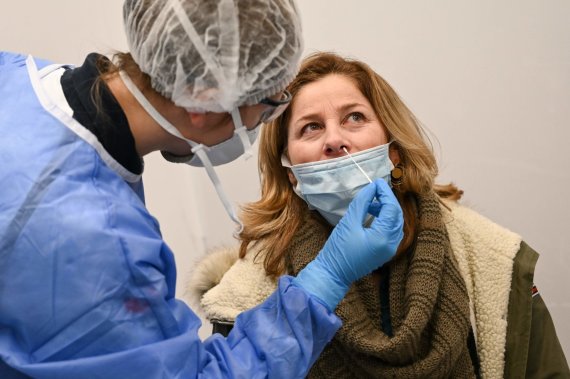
[{"xmin": 190, "ymin": 52, "xmax": 569, "ymax": 378}]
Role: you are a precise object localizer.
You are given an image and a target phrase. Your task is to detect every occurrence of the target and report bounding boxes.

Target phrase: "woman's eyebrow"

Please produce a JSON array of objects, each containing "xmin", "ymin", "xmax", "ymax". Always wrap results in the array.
[
  {"xmin": 293, "ymin": 102, "xmax": 366, "ymax": 125},
  {"xmin": 337, "ymin": 102, "xmax": 366, "ymax": 113},
  {"xmin": 293, "ymin": 112, "xmax": 320, "ymax": 125}
]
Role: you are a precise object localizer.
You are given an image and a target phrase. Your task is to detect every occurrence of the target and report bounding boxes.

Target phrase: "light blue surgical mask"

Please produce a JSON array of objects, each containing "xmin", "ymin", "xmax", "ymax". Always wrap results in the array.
[{"xmin": 282, "ymin": 142, "xmax": 394, "ymax": 225}]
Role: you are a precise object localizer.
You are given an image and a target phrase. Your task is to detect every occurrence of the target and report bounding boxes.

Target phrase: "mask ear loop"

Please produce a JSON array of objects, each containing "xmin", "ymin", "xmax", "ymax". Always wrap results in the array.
[{"xmin": 119, "ymin": 71, "xmax": 244, "ymax": 234}]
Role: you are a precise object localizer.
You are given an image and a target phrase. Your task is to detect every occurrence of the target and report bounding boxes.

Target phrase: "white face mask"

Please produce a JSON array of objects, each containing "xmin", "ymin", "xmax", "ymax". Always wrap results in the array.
[
  {"xmin": 119, "ymin": 71, "xmax": 253, "ymax": 231},
  {"xmin": 184, "ymin": 109, "xmax": 260, "ymax": 167},
  {"xmin": 282, "ymin": 142, "xmax": 394, "ymax": 225}
]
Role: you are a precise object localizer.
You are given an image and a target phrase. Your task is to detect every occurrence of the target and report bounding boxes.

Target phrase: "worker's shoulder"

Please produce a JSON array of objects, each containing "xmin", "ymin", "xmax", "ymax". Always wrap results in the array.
[{"xmin": 0, "ymin": 51, "xmax": 54, "ymax": 69}]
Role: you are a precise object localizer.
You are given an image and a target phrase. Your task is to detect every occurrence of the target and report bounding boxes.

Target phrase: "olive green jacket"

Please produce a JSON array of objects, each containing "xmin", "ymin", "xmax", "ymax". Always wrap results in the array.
[{"xmin": 505, "ymin": 242, "xmax": 569, "ymax": 378}]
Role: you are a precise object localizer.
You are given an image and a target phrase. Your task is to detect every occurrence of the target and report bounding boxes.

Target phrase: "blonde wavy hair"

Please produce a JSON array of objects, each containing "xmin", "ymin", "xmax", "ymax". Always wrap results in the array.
[{"xmin": 239, "ymin": 52, "xmax": 462, "ymax": 277}]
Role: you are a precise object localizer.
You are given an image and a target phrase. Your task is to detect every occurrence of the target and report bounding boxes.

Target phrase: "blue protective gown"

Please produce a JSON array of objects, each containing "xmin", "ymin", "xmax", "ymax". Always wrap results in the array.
[{"xmin": 0, "ymin": 51, "xmax": 341, "ymax": 379}]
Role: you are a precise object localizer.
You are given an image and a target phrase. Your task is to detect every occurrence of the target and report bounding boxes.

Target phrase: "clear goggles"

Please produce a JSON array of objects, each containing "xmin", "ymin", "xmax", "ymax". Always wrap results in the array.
[{"xmin": 254, "ymin": 89, "xmax": 292, "ymax": 127}]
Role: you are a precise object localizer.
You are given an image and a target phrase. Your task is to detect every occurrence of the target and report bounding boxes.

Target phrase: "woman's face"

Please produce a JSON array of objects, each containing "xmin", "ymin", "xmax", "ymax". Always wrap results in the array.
[{"xmin": 286, "ymin": 74, "xmax": 389, "ymax": 165}]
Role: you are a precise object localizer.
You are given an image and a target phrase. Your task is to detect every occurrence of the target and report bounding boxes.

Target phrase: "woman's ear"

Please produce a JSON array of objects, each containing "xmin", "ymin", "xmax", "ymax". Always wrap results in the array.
[
  {"xmin": 389, "ymin": 143, "xmax": 401, "ymax": 165},
  {"xmin": 282, "ymin": 147, "xmax": 297, "ymax": 186},
  {"xmin": 287, "ymin": 169, "xmax": 297, "ymax": 186}
]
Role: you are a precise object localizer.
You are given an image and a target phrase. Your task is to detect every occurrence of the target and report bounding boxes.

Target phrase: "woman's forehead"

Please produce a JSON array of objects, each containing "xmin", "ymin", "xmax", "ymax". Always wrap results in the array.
[{"xmin": 290, "ymin": 75, "xmax": 369, "ymax": 118}]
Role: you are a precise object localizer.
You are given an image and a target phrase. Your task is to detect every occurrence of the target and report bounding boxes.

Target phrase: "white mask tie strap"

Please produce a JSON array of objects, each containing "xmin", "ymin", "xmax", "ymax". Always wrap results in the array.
[
  {"xmin": 230, "ymin": 109, "xmax": 253, "ymax": 160},
  {"xmin": 120, "ymin": 70, "xmax": 242, "ymax": 232},
  {"xmin": 192, "ymin": 147, "xmax": 243, "ymax": 234},
  {"xmin": 119, "ymin": 71, "xmax": 188, "ymax": 141}
]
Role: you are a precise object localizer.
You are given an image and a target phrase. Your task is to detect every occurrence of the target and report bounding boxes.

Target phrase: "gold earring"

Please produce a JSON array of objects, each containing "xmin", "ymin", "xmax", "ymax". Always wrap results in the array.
[{"xmin": 391, "ymin": 164, "xmax": 404, "ymax": 187}]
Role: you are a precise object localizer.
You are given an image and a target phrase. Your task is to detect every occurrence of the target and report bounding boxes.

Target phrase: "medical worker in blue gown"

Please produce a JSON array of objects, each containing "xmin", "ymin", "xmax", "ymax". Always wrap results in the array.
[{"xmin": 0, "ymin": 0, "xmax": 404, "ymax": 378}]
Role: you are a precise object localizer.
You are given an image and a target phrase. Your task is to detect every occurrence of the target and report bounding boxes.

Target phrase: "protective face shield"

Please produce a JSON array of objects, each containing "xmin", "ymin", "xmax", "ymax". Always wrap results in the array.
[{"xmin": 282, "ymin": 142, "xmax": 394, "ymax": 225}]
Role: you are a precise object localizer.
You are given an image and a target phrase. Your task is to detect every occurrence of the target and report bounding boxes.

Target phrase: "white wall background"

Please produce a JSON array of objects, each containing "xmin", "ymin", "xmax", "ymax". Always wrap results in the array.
[{"xmin": 2, "ymin": 0, "xmax": 568, "ymax": 355}]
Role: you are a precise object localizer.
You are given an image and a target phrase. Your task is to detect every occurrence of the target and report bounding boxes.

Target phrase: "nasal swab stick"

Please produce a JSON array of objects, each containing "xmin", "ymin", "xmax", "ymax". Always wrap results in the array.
[{"xmin": 342, "ymin": 147, "xmax": 372, "ymax": 183}]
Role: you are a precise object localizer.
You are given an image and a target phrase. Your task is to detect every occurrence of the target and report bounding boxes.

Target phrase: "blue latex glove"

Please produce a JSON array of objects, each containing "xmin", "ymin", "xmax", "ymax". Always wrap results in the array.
[{"xmin": 293, "ymin": 179, "xmax": 404, "ymax": 310}]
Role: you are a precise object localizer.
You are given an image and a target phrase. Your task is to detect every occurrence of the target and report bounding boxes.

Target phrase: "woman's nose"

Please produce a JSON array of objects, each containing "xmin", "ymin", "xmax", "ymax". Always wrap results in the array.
[{"xmin": 323, "ymin": 127, "xmax": 349, "ymax": 157}]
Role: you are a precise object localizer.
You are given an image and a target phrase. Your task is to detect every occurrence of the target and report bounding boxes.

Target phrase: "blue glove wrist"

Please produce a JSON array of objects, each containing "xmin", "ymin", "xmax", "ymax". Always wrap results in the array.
[{"xmin": 292, "ymin": 259, "xmax": 349, "ymax": 312}]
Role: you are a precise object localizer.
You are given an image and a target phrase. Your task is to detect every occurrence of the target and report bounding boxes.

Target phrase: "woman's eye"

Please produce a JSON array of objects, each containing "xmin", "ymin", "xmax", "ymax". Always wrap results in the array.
[
  {"xmin": 346, "ymin": 112, "xmax": 365, "ymax": 123},
  {"xmin": 300, "ymin": 123, "xmax": 322, "ymax": 135}
]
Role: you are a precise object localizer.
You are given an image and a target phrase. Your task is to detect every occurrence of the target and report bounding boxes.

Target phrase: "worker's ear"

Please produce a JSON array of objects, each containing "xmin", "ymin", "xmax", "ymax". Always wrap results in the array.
[{"xmin": 187, "ymin": 112, "xmax": 208, "ymax": 129}]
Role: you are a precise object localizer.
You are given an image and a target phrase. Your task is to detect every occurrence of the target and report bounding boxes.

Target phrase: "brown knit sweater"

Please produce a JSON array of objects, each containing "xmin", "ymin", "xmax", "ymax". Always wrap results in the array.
[{"xmin": 286, "ymin": 193, "xmax": 477, "ymax": 378}]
